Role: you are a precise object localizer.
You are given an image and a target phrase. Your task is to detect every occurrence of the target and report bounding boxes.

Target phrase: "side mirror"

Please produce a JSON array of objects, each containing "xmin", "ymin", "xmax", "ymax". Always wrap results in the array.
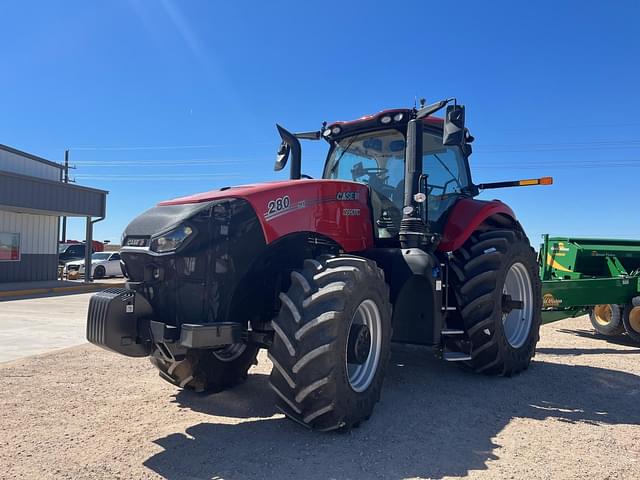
[
  {"xmin": 443, "ymin": 104, "xmax": 465, "ymax": 146},
  {"xmin": 274, "ymin": 124, "xmax": 302, "ymax": 179},
  {"xmin": 274, "ymin": 141, "xmax": 290, "ymax": 171}
]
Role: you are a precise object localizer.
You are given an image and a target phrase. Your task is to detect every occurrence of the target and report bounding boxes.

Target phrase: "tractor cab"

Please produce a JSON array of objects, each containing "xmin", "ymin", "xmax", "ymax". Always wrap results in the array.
[
  {"xmin": 275, "ymin": 100, "xmax": 475, "ymax": 249},
  {"xmin": 322, "ymin": 113, "xmax": 472, "ymax": 239}
]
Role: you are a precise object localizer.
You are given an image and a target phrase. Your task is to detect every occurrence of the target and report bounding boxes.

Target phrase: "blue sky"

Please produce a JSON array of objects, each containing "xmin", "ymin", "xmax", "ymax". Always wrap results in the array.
[{"xmin": 1, "ymin": 1, "xmax": 639, "ymax": 245}]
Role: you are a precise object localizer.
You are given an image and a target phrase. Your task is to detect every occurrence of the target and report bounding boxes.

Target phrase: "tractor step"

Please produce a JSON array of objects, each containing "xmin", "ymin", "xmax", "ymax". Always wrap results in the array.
[
  {"xmin": 179, "ymin": 322, "xmax": 243, "ymax": 349},
  {"xmin": 443, "ymin": 351, "xmax": 472, "ymax": 362}
]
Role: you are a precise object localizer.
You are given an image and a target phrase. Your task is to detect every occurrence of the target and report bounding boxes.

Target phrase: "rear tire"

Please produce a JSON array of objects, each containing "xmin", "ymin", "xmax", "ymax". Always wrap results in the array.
[
  {"xmin": 589, "ymin": 304, "xmax": 625, "ymax": 336},
  {"xmin": 269, "ymin": 255, "xmax": 392, "ymax": 431},
  {"xmin": 150, "ymin": 344, "xmax": 259, "ymax": 393},
  {"xmin": 450, "ymin": 228, "xmax": 542, "ymax": 375},
  {"xmin": 622, "ymin": 300, "xmax": 640, "ymax": 344}
]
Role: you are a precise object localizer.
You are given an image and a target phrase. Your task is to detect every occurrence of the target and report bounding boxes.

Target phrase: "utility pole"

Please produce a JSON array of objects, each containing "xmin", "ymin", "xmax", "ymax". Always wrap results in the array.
[{"xmin": 61, "ymin": 149, "xmax": 69, "ymax": 242}]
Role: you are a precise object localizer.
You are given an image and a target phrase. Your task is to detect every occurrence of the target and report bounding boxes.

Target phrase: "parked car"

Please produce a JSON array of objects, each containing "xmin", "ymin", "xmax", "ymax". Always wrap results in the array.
[
  {"xmin": 58, "ymin": 243, "xmax": 91, "ymax": 265},
  {"xmin": 64, "ymin": 252, "xmax": 123, "ymax": 279}
]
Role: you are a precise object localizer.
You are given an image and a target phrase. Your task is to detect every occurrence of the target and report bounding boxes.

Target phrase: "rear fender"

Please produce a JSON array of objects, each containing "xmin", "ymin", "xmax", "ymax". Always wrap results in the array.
[{"xmin": 438, "ymin": 198, "xmax": 517, "ymax": 252}]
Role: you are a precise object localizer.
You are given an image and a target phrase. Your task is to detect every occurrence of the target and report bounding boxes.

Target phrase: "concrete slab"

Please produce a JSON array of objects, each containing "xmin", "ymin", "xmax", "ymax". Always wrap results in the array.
[
  {"xmin": 0, "ymin": 292, "xmax": 93, "ymax": 362},
  {"xmin": 0, "ymin": 280, "xmax": 80, "ymax": 292},
  {"xmin": 0, "ymin": 278, "xmax": 124, "ymax": 300}
]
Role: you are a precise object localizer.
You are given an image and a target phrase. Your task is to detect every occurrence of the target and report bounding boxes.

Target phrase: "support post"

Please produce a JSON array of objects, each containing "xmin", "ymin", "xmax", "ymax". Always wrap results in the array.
[
  {"xmin": 84, "ymin": 216, "xmax": 93, "ymax": 283},
  {"xmin": 61, "ymin": 149, "xmax": 69, "ymax": 242}
]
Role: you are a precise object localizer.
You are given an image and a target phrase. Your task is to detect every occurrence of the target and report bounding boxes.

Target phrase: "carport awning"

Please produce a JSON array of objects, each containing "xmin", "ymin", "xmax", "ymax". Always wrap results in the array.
[{"xmin": 0, "ymin": 170, "xmax": 107, "ymax": 217}]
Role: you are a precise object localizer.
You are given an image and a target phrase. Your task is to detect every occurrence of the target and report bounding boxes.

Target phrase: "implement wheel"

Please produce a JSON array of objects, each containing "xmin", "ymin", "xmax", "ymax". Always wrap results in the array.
[
  {"xmin": 622, "ymin": 299, "xmax": 640, "ymax": 344},
  {"xmin": 269, "ymin": 255, "xmax": 392, "ymax": 431},
  {"xmin": 450, "ymin": 228, "xmax": 542, "ymax": 376},
  {"xmin": 589, "ymin": 304, "xmax": 625, "ymax": 336}
]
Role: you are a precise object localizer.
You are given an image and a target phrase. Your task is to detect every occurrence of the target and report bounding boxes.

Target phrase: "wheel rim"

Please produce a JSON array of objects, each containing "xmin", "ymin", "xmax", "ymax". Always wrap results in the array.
[
  {"xmin": 502, "ymin": 262, "xmax": 534, "ymax": 349},
  {"xmin": 346, "ymin": 299, "xmax": 382, "ymax": 393},
  {"xmin": 629, "ymin": 306, "xmax": 640, "ymax": 333},
  {"xmin": 593, "ymin": 304, "xmax": 613, "ymax": 326},
  {"xmin": 212, "ymin": 343, "xmax": 246, "ymax": 362}
]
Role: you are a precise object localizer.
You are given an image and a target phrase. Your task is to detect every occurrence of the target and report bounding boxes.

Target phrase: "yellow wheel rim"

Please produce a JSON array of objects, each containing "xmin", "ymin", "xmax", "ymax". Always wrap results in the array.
[
  {"xmin": 593, "ymin": 304, "xmax": 613, "ymax": 326},
  {"xmin": 629, "ymin": 306, "xmax": 640, "ymax": 333}
]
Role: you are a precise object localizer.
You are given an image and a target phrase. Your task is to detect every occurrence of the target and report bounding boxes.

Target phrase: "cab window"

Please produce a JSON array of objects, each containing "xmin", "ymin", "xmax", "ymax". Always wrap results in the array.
[{"xmin": 422, "ymin": 131, "xmax": 470, "ymax": 224}]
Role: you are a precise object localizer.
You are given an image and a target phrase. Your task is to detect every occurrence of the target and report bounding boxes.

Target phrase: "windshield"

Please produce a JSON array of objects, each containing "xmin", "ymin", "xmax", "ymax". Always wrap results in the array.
[
  {"xmin": 325, "ymin": 128, "xmax": 471, "ymax": 234},
  {"xmin": 325, "ymin": 129, "xmax": 406, "ymax": 209},
  {"xmin": 92, "ymin": 253, "xmax": 111, "ymax": 260}
]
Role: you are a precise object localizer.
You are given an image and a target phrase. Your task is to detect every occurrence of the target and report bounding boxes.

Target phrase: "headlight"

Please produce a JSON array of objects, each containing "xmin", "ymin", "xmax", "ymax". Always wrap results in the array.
[{"xmin": 150, "ymin": 224, "xmax": 194, "ymax": 253}]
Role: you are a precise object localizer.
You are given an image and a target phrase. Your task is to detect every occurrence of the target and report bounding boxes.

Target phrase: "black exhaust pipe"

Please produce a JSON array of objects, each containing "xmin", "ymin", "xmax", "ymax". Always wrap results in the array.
[{"xmin": 399, "ymin": 118, "xmax": 428, "ymax": 249}]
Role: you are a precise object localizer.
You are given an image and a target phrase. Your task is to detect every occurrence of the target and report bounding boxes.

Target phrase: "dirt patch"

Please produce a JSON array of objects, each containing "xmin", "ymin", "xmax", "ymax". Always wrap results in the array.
[{"xmin": 1, "ymin": 316, "xmax": 639, "ymax": 479}]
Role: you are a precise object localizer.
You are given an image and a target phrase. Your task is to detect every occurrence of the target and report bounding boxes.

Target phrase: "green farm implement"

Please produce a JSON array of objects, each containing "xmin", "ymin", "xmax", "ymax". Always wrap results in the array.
[{"xmin": 540, "ymin": 235, "xmax": 640, "ymax": 343}]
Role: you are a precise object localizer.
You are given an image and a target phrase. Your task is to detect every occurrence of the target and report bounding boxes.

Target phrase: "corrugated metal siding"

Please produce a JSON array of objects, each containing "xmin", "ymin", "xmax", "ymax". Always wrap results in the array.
[
  {"xmin": 0, "ymin": 210, "xmax": 57, "ymax": 254},
  {"xmin": 0, "ymin": 254, "xmax": 58, "ymax": 282},
  {"xmin": 0, "ymin": 171, "xmax": 106, "ymax": 217},
  {"xmin": 0, "ymin": 148, "xmax": 61, "ymax": 181}
]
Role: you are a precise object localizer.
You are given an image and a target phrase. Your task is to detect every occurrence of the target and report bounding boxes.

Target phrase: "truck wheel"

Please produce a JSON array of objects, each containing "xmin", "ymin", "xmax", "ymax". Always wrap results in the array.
[
  {"xmin": 150, "ymin": 343, "xmax": 259, "ymax": 393},
  {"xmin": 451, "ymin": 228, "xmax": 541, "ymax": 376},
  {"xmin": 269, "ymin": 256, "xmax": 392, "ymax": 431},
  {"xmin": 589, "ymin": 304, "xmax": 625, "ymax": 336},
  {"xmin": 622, "ymin": 300, "xmax": 640, "ymax": 343}
]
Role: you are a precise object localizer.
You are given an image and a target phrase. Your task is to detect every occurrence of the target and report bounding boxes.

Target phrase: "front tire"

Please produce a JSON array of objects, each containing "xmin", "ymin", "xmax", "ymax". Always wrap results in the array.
[
  {"xmin": 94, "ymin": 265, "xmax": 105, "ymax": 279},
  {"xmin": 269, "ymin": 255, "xmax": 392, "ymax": 431},
  {"xmin": 451, "ymin": 228, "xmax": 542, "ymax": 375},
  {"xmin": 150, "ymin": 344, "xmax": 259, "ymax": 393}
]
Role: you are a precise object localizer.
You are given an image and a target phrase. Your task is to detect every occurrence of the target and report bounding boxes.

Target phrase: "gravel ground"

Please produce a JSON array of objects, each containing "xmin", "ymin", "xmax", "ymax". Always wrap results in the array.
[{"xmin": 1, "ymin": 316, "xmax": 639, "ymax": 480}]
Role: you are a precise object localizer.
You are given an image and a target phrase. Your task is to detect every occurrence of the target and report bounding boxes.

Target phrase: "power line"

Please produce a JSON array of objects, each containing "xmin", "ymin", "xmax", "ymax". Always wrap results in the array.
[
  {"xmin": 70, "ymin": 142, "xmax": 272, "ymax": 151},
  {"xmin": 74, "ymin": 173, "xmax": 241, "ymax": 180},
  {"xmin": 73, "ymin": 159, "xmax": 242, "ymax": 167},
  {"xmin": 495, "ymin": 121, "xmax": 640, "ymax": 132},
  {"xmin": 476, "ymin": 140, "xmax": 640, "ymax": 154},
  {"xmin": 473, "ymin": 158, "xmax": 640, "ymax": 166}
]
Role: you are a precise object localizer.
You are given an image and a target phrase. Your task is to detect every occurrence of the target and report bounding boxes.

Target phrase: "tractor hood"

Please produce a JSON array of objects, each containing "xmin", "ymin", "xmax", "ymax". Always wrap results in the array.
[
  {"xmin": 125, "ymin": 179, "xmax": 374, "ymax": 252},
  {"xmin": 158, "ymin": 180, "xmax": 313, "ymax": 206}
]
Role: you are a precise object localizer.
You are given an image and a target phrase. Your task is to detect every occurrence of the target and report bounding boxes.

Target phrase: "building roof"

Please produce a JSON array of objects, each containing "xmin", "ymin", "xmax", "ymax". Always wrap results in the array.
[
  {"xmin": 0, "ymin": 144, "xmax": 108, "ymax": 218},
  {"xmin": 0, "ymin": 144, "xmax": 64, "ymax": 170}
]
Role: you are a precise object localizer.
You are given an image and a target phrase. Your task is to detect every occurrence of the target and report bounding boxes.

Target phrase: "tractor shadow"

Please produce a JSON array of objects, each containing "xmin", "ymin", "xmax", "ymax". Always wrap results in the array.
[{"xmin": 145, "ymin": 346, "xmax": 640, "ymax": 480}]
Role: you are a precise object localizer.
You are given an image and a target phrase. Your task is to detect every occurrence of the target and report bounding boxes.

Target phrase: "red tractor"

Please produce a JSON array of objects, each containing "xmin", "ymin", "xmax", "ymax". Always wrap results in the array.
[{"xmin": 87, "ymin": 100, "xmax": 551, "ymax": 431}]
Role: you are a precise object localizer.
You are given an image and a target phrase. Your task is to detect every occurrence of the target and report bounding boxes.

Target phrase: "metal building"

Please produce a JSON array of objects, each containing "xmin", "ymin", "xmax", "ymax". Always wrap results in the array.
[{"xmin": 0, "ymin": 144, "xmax": 107, "ymax": 282}]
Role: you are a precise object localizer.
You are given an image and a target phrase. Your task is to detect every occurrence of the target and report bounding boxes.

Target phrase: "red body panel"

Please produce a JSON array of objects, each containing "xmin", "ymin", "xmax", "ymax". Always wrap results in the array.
[
  {"xmin": 438, "ymin": 198, "xmax": 516, "ymax": 252},
  {"xmin": 160, "ymin": 180, "xmax": 374, "ymax": 252}
]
